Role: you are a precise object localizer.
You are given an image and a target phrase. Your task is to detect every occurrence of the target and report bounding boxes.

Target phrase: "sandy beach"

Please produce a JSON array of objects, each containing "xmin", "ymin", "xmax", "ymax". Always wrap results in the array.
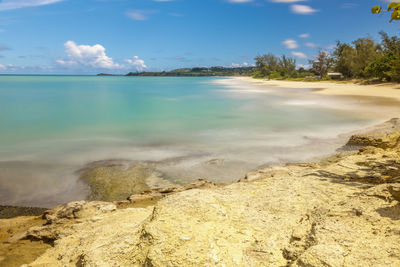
[{"xmin": 235, "ymin": 76, "xmax": 400, "ymax": 102}]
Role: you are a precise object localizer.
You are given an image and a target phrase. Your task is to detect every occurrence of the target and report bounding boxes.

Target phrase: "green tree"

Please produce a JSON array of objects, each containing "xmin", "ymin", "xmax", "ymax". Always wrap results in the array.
[
  {"xmin": 333, "ymin": 41, "xmax": 356, "ymax": 78},
  {"xmin": 333, "ymin": 37, "xmax": 381, "ymax": 78},
  {"xmin": 254, "ymin": 54, "xmax": 279, "ymax": 77},
  {"xmin": 254, "ymin": 54, "xmax": 298, "ymax": 79},
  {"xmin": 352, "ymin": 37, "xmax": 382, "ymax": 77},
  {"xmin": 309, "ymin": 50, "xmax": 334, "ymax": 78},
  {"xmin": 364, "ymin": 32, "xmax": 400, "ymax": 82},
  {"xmin": 279, "ymin": 55, "xmax": 297, "ymax": 78},
  {"xmin": 365, "ymin": 54, "xmax": 393, "ymax": 81}
]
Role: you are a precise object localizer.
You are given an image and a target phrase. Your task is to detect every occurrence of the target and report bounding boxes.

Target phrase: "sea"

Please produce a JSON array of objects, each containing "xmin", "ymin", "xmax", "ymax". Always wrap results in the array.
[{"xmin": 0, "ymin": 76, "xmax": 388, "ymax": 207}]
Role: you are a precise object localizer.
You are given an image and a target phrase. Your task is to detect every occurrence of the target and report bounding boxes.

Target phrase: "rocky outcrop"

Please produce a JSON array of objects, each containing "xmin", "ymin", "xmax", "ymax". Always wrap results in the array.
[
  {"xmin": 3, "ymin": 118, "xmax": 400, "ymax": 266},
  {"xmin": 346, "ymin": 118, "xmax": 400, "ymax": 149},
  {"xmin": 126, "ymin": 178, "xmax": 216, "ymax": 203},
  {"xmin": 388, "ymin": 184, "xmax": 400, "ymax": 201}
]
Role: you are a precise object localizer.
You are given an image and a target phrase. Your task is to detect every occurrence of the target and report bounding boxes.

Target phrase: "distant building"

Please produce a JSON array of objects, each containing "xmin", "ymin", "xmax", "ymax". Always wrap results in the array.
[{"xmin": 327, "ymin": 72, "xmax": 344, "ymax": 79}]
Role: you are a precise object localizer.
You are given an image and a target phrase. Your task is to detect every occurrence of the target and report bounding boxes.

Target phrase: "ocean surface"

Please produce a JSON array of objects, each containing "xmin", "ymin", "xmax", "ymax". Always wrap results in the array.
[{"xmin": 0, "ymin": 76, "xmax": 378, "ymax": 207}]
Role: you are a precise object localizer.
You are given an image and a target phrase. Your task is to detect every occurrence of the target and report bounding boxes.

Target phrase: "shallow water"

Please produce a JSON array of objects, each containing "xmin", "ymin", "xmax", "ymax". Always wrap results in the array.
[{"xmin": 0, "ymin": 76, "xmax": 383, "ymax": 207}]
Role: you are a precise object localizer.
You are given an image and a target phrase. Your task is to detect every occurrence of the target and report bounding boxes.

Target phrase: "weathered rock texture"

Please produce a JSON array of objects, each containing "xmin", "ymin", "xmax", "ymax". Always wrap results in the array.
[
  {"xmin": 346, "ymin": 118, "xmax": 400, "ymax": 149},
  {"xmin": 3, "ymin": 119, "xmax": 400, "ymax": 266},
  {"xmin": 78, "ymin": 160, "xmax": 177, "ymax": 202}
]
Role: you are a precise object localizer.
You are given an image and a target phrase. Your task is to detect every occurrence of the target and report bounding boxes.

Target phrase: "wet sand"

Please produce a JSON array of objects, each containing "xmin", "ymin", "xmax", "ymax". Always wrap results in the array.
[{"xmin": 222, "ymin": 77, "xmax": 400, "ymax": 120}]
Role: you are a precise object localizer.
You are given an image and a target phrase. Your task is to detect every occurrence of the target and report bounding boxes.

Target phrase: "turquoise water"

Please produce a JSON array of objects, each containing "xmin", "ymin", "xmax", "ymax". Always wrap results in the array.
[{"xmin": 0, "ymin": 76, "xmax": 372, "ymax": 207}]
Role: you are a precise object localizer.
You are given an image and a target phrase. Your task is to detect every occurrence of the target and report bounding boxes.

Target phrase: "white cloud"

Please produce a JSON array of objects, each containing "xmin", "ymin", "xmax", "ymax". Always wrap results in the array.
[
  {"xmin": 291, "ymin": 51, "xmax": 308, "ymax": 59},
  {"xmin": 126, "ymin": 10, "xmax": 149, "ymax": 21},
  {"xmin": 231, "ymin": 62, "xmax": 253, "ymax": 67},
  {"xmin": 299, "ymin": 33, "xmax": 310, "ymax": 38},
  {"xmin": 290, "ymin": 4, "xmax": 318, "ymax": 14},
  {"xmin": 56, "ymin": 41, "xmax": 122, "ymax": 69},
  {"xmin": 0, "ymin": 63, "xmax": 6, "ymax": 70},
  {"xmin": 282, "ymin": 39, "xmax": 299, "ymax": 49},
  {"xmin": 0, "ymin": 0, "xmax": 63, "ymax": 11},
  {"xmin": 306, "ymin": 42, "xmax": 317, "ymax": 48},
  {"xmin": 125, "ymin": 56, "xmax": 147, "ymax": 71}
]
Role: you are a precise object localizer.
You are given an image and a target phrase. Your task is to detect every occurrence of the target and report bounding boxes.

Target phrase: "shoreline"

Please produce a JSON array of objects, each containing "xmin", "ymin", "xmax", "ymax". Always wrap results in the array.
[
  {"xmin": 233, "ymin": 76, "xmax": 400, "ymax": 102},
  {"xmin": 2, "ymin": 75, "xmax": 400, "ymax": 264},
  {"xmin": 3, "ymin": 76, "xmax": 400, "ymax": 211},
  {"xmin": 2, "ymin": 118, "xmax": 400, "ymax": 266}
]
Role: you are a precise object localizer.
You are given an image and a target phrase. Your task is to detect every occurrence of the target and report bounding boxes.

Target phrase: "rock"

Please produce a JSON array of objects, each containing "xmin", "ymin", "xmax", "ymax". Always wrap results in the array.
[
  {"xmin": 294, "ymin": 244, "xmax": 346, "ymax": 267},
  {"xmin": 346, "ymin": 118, "xmax": 400, "ymax": 149},
  {"xmin": 24, "ymin": 165, "xmax": 400, "ymax": 266},
  {"xmin": 77, "ymin": 160, "xmax": 176, "ymax": 202},
  {"xmin": 239, "ymin": 166, "xmax": 291, "ymax": 182},
  {"xmin": 388, "ymin": 184, "xmax": 400, "ymax": 202},
  {"xmin": 128, "ymin": 193, "xmax": 162, "ymax": 203},
  {"xmin": 363, "ymin": 184, "xmax": 393, "ymax": 201},
  {"xmin": 5, "ymin": 119, "xmax": 400, "ymax": 266},
  {"xmin": 42, "ymin": 201, "xmax": 116, "ymax": 224},
  {"xmin": 28, "ymin": 208, "xmax": 152, "ymax": 267},
  {"xmin": 127, "ymin": 179, "xmax": 215, "ymax": 203}
]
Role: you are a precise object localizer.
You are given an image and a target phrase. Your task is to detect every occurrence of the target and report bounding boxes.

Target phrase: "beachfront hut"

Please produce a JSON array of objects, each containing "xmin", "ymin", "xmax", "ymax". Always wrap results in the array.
[{"xmin": 327, "ymin": 72, "xmax": 344, "ymax": 80}]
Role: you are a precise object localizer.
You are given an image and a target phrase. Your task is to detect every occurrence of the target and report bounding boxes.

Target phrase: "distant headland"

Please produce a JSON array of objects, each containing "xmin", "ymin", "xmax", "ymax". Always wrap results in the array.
[{"xmin": 98, "ymin": 66, "xmax": 255, "ymax": 77}]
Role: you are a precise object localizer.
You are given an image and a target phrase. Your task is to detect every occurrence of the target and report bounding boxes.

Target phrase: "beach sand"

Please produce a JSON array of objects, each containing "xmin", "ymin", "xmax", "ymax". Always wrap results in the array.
[
  {"xmin": 223, "ymin": 77, "xmax": 400, "ymax": 122},
  {"xmin": 235, "ymin": 77, "xmax": 400, "ymax": 101}
]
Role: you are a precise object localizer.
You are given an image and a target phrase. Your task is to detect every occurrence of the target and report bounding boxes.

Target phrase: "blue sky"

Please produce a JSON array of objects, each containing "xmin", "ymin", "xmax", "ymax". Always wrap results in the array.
[{"xmin": 0, "ymin": 0, "xmax": 399, "ymax": 74}]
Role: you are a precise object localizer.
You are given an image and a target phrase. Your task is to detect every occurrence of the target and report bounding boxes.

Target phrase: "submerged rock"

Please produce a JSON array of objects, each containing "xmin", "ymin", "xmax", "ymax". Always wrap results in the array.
[{"xmin": 77, "ymin": 160, "xmax": 176, "ymax": 202}]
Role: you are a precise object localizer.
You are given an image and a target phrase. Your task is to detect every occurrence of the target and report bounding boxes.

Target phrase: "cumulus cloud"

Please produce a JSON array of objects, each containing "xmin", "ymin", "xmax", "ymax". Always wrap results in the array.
[
  {"xmin": 268, "ymin": 0, "xmax": 318, "ymax": 15},
  {"xmin": 291, "ymin": 51, "xmax": 308, "ymax": 59},
  {"xmin": 290, "ymin": 4, "xmax": 318, "ymax": 14},
  {"xmin": 125, "ymin": 56, "xmax": 147, "ymax": 71},
  {"xmin": 0, "ymin": 0, "xmax": 64, "ymax": 11},
  {"xmin": 282, "ymin": 39, "xmax": 299, "ymax": 49},
  {"xmin": 299, "ymin": 33, "xmax": 310, "ymax": 38},
  {"xmin": 56, "ymin": 41, "xmax": 122, "ymax": 69}
]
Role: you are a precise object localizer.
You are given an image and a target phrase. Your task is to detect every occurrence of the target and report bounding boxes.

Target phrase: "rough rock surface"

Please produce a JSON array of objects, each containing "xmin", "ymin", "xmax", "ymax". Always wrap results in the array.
[
  {"xmin": 346, "ymin": 118, "xmax": 400, "ymax": 149},
  {"xmin": 3, "ymin": 118, "xmax": 400, "ymax": 266}
]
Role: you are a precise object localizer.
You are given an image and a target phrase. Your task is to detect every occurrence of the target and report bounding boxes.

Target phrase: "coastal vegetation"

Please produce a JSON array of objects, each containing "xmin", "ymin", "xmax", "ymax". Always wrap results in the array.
[
  {"xmin": 253, "ymin": 31, "xmax": 400, "ymax": 83},
  {"xmin": 125, "ymin": 66, "xmax": 254, "ymax": 77}
]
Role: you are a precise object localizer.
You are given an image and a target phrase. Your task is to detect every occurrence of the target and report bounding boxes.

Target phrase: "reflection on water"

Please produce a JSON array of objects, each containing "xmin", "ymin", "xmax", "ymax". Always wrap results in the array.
[{"xmin": 0, "ymin": 76, "xmax": 392, "ymax": 207}]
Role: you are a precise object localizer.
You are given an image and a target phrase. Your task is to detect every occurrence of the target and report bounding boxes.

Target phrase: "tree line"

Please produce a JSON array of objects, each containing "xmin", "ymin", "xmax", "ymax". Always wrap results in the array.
[{"xmin": 253, "ymin": 31, "xmax": 400, "ymax": 82}]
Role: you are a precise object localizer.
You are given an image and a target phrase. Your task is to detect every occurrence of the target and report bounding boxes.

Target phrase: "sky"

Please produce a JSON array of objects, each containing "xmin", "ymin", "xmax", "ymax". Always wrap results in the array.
[{"xmin": 0, "ymin": 0, "xmax": 399, "ymax": 74}]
